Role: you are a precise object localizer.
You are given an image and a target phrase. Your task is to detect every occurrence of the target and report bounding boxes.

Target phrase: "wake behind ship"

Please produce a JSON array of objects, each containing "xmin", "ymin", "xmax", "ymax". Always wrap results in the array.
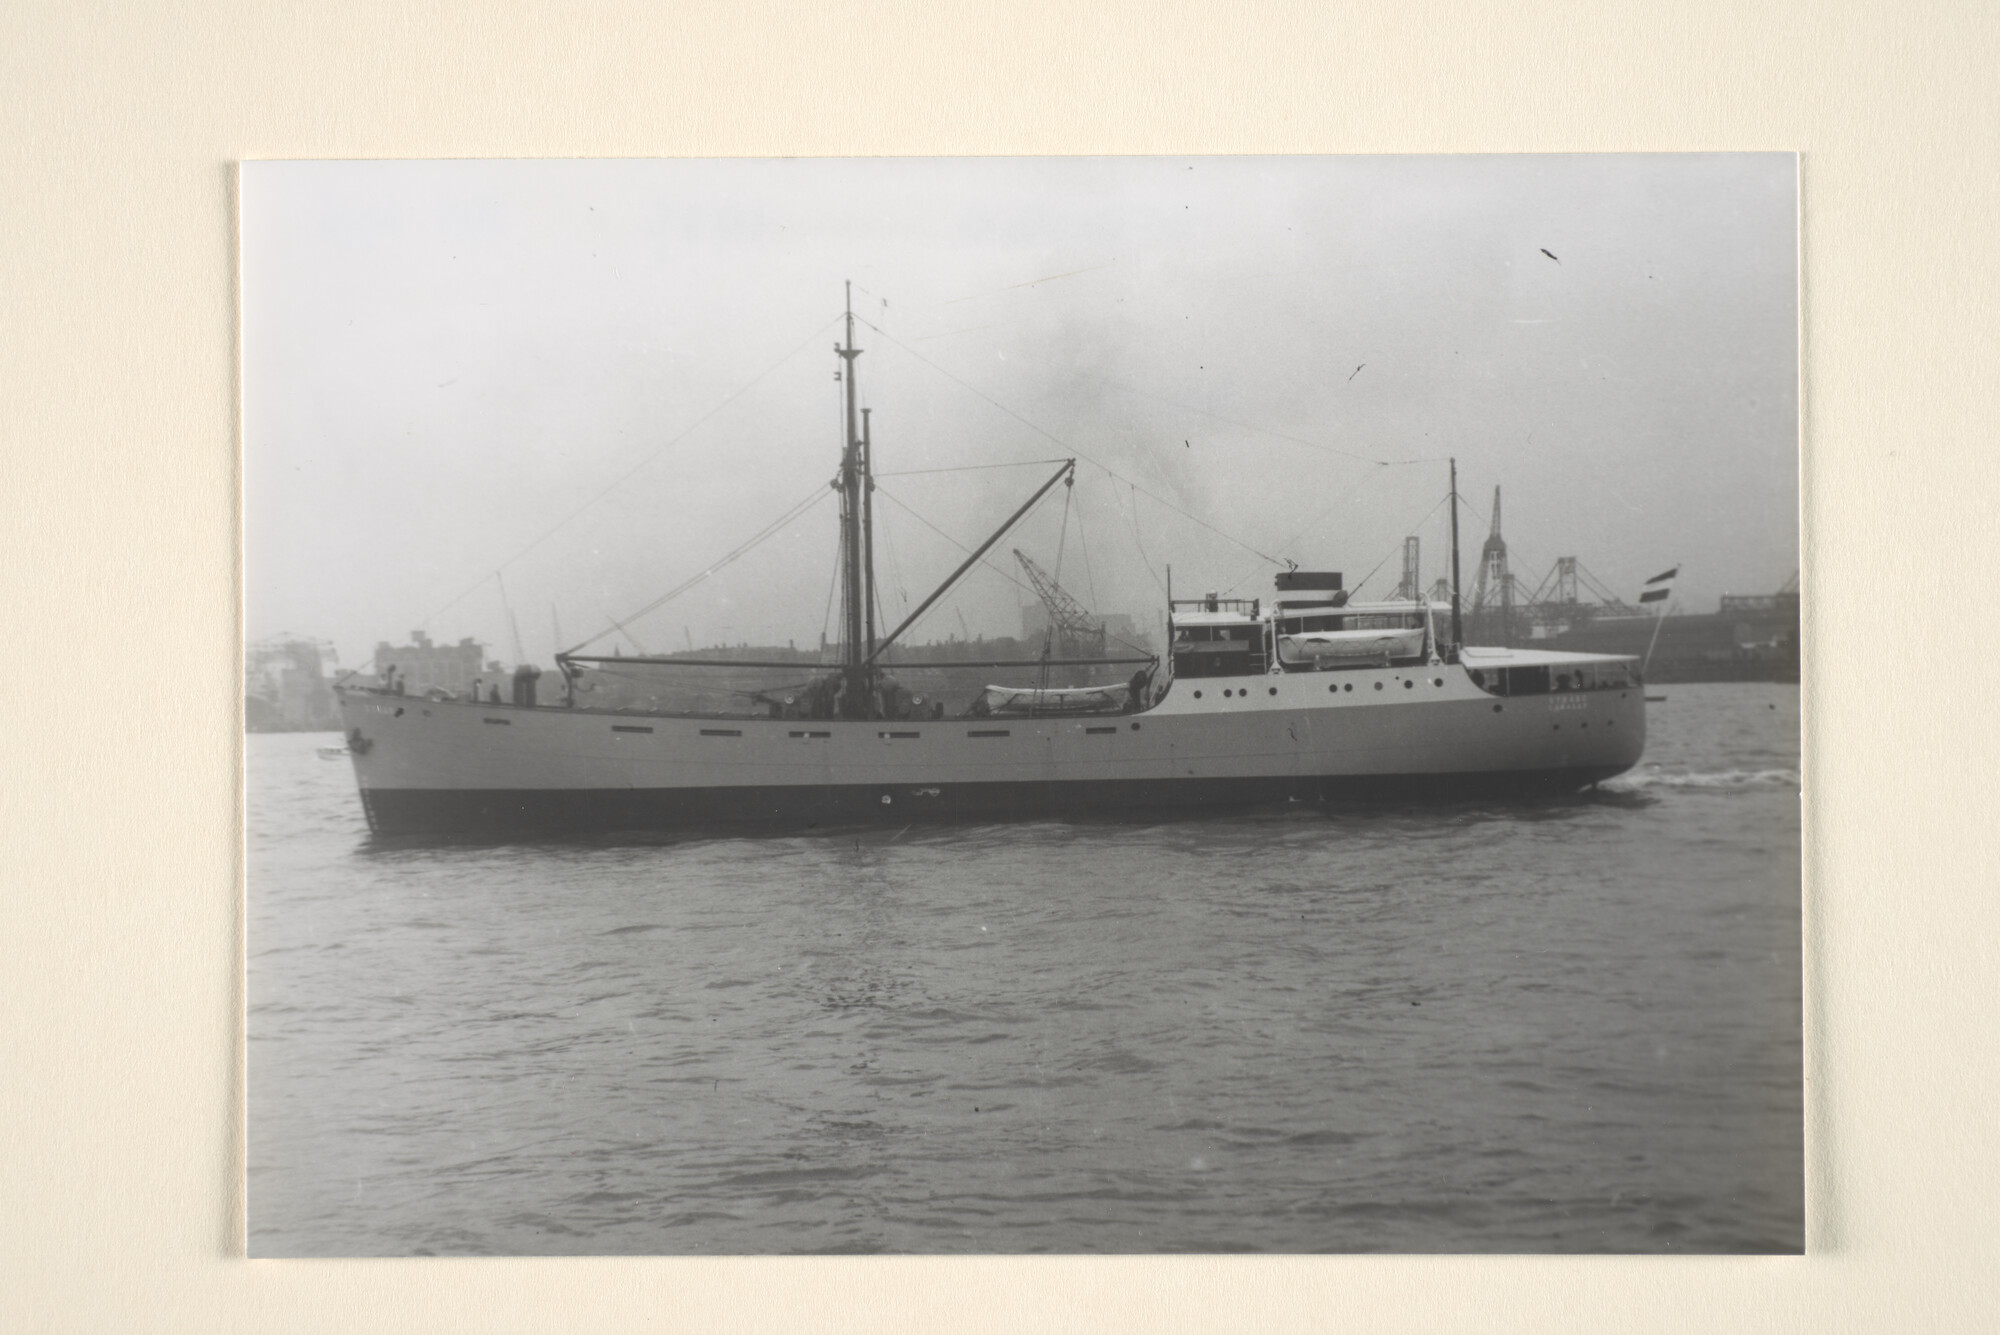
[{"xmin": 338, "ymin": 290, "xmax": 1645, "ymax": 834}]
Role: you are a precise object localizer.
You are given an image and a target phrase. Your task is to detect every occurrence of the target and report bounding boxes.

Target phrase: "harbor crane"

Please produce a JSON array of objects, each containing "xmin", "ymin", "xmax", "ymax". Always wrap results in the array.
[{"xmin": 1013, "ymin": 548, "xmax": 1106, "ymax": 658}]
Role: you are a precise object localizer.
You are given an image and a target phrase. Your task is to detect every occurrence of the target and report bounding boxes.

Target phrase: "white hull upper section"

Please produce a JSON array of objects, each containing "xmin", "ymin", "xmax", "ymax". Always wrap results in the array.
[{"xmin": 339, "ymin": 658, "xmax": 1644, "ymax": 796}]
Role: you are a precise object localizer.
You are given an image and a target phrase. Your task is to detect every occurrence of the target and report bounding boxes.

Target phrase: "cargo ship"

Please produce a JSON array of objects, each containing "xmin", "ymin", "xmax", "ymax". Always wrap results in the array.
[{"xmin": 337, "ymin": 292, "xmax": 1646, "ymax": 834}]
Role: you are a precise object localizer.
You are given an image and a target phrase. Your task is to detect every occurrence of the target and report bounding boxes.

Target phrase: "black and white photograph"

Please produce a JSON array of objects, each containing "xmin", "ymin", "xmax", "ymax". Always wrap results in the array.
[{"xmin": 244, "ymin": 154, "xmax": 1800, "ymax": 1255}]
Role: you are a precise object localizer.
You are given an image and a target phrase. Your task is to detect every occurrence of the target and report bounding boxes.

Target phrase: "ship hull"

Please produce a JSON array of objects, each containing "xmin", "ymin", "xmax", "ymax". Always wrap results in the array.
[
  {"xmin": 357, "ymin": 766, "xmax": 1633, "ymax": 834},
  {"xmin": 338, "ymin": 660, "xmax": 1645, "ymax": 835}
]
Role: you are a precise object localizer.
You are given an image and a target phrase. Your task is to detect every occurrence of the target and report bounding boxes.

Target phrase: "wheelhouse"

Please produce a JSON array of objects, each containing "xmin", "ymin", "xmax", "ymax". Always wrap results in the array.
[{"xmin": 1169, "ymin": 599, "xmax": 1268, "ymax": 678}]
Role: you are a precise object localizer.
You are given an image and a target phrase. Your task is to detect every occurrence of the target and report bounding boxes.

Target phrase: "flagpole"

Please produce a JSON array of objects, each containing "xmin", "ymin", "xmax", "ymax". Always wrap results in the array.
[
  {"xmin": 1642, "ymin": 584, "xmax": 1672, "ymax": 673},
  {"xmin": 1636, "ymin": 562, "xmax": 1679, "ymax": 676}
]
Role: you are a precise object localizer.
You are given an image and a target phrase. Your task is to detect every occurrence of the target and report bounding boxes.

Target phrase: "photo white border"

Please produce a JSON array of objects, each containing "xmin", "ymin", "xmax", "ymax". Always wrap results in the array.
[{"xmin": 7, "ymin": 0, "xmax": 1990, "ymax": 1329}]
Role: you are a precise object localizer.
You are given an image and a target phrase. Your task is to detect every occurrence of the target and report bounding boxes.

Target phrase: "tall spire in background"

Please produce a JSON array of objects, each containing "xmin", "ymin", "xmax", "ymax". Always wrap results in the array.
[{"xmin": 1471, "ymin": 486, "xmax": 1515, "ymax": 647}]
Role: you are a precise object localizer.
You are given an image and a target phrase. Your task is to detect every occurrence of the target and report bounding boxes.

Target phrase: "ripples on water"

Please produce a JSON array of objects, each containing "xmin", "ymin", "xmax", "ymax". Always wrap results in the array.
[{"xmin": 248, "ymin": 684, "xmax": 1802, "ymax": 1254}]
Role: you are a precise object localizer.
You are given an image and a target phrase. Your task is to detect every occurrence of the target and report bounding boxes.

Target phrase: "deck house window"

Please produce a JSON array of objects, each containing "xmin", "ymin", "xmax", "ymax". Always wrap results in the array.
[
  {"xmin": 1171, "ymin": 623, "xmax": 1268, "ymax": 678},
  {"xmin": 1470, "ymin": 666, "xmax": 1549, "ymax": 696}
]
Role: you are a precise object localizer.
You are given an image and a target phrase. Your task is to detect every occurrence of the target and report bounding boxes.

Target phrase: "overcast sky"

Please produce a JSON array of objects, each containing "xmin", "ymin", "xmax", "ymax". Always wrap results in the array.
[{"xmin": 244, "ymin": 155, "xmax": 1796, "ymax": 668}]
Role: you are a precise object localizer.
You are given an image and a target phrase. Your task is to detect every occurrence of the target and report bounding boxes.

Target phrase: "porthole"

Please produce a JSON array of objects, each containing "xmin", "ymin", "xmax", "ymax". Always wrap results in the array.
[
  {"xmin": 1373, "ymin": 681, "xmax": 1383, "ymax": 691},
  {"xmin": 1432, "ymin": 677, "xmax": 1444, "ymax": 687},
  {"xmin": 1130, "ymin": 722, "xmax": 1141, "ymax": 731},
  {"xmin": 1492, "ymin": 704, "xmax": 1503, "ymax": 713},
  {"xmin": 1223, "ymin": 689, "xmax": 1232, "ymax": 697},
  {"xmin": 1344, "ymin": 683, "xmax": 1353, "ymax": 692},
  {"xmin": 1193, "ymin": 690, "xmax": 1203, "ymax": 699},
  {"xmin": 1268, "ymin": 687, "xmax": 1278, "ymax": 696},
  {"xmin": 1404, "ymin": 680, "xmax": 1414, "ymax": 690},
  {"xmin": 1328, "ymin": 684, "xmax": 1338, "ymax": 694}
]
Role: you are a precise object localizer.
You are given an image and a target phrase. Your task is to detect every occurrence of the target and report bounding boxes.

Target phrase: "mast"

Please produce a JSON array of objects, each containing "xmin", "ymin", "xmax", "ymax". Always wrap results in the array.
[
  {"xmin": 861, "ymin": 406, "xmax": 876, "ymax": 660},
  {"xmin": 1448, "ymin": 458, "xmax": 1463, "ymax": 655},
  {"xmin": 835, "ymin": 282, "xmax": 866, "ymax": 709}
]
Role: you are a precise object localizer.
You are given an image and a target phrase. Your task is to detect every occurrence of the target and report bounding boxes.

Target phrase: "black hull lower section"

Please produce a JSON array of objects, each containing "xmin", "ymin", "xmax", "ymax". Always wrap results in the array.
[{"xmin": 360, "ymin": 767, "xmax": 1632, "ymax": 836}]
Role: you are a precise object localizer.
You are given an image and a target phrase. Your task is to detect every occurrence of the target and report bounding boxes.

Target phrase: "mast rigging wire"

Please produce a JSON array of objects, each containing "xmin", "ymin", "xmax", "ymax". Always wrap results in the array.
[
  {"xmin": 869, "ymin": 485, "xmax": 1060, "ymax": 644},
  {"xmin": 934, "ymin": 263, "xmax": 1117, "ymax": 307},
  {"xmin": 1076, "ymin": 490, "xmax": 1100, "ymax": 611},
  {"xmin": 873, "ymin": 483, "xmax": 1154, "ymax": 660},
  {"xmin": 1119, "ymin": 482, "xmax": 1168, "ymax": 597},
  {"xmin": 566, "ymin": 482, "xmax": 833, "ymax": 655},
  {"xmin": 1052, "ymin": 478, "xmax": 1073, "ymax": 588},
  {"xmin": 1348, "ymin": 494, "xmax": 1451, "ymax": 600},
  {"xmin": 865, "ymin": 462, "xmax": 1074, "ymax": 664},
  {"xmin": 855, "ymin": 317, "xmax": 1284, "ymax": 567},
  {"xmin": 966, "ymin": 341, "xmax": 1433, "ymax": 468},
  {"xmin": 1039, "ymin": 480, "xmax": 1076, "ymax": 692},
  {"xmin": 423, "ymin": 312, "xmax": 844, "ymax": 631},
  {"xmin": 817, "ymin": 539, "xmax": 841, "ymax": 663},
  {"xmin": 877, "ymin": 499, "xmax": 912, "ymax": 614},
  {"xmin": 1220, "ymin": 464, "xmax": 1400, "ymax": 596},
  {"xmin": 875, "ymin": 458, "xmax": 1072, "ymax": 478}
]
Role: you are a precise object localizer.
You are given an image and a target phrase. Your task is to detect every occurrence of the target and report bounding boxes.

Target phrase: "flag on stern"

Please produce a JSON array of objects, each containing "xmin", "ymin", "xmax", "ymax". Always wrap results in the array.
[{"xmin": 1639, "ymin": 566, "xmax": 1678, "ymax": 604}]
